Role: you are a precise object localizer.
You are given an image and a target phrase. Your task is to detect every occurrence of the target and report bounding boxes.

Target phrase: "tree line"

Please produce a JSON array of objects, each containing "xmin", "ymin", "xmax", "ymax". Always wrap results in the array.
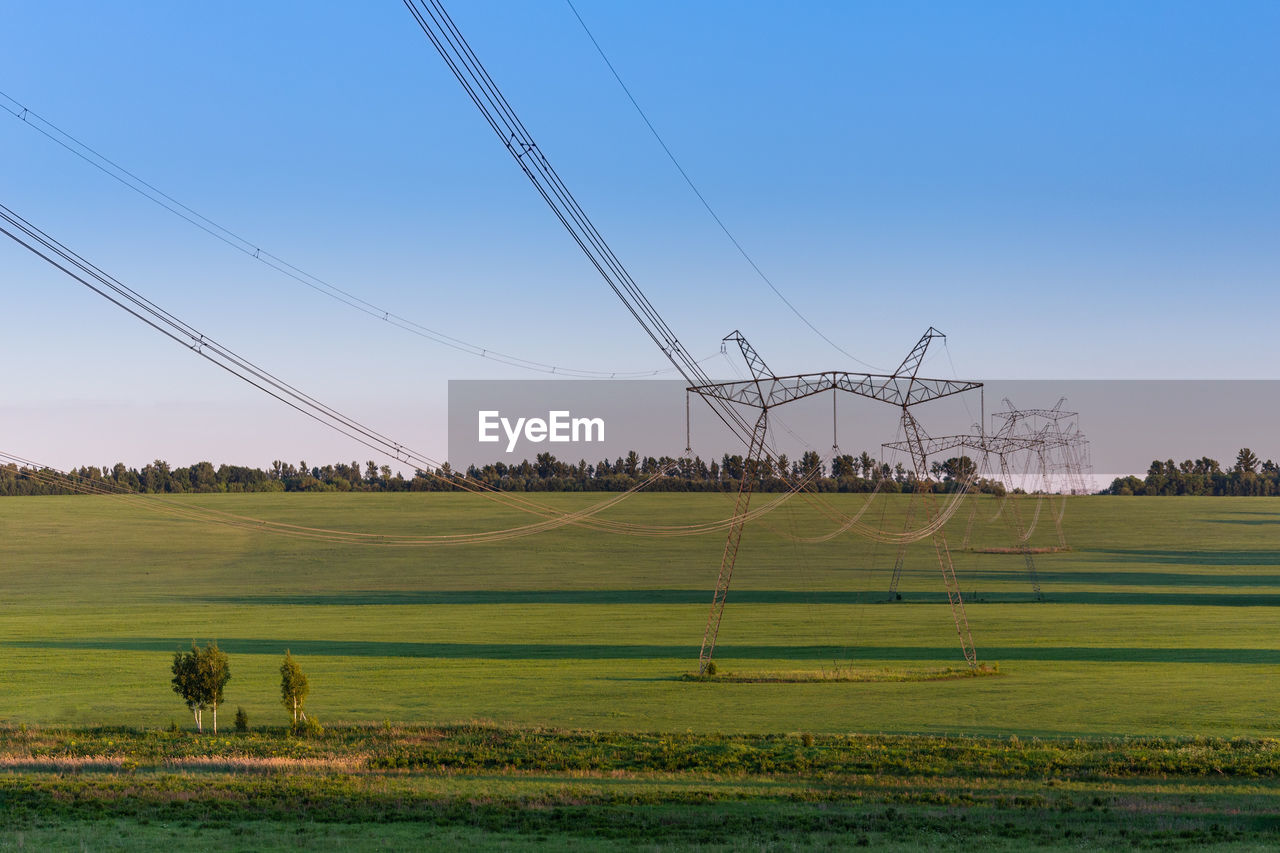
[
  {"xmin": 12, "ymin": 448, "xmax": 1277, "ymax": 499},
  {"xmin": 1106, "ymin": 448, "xmax": 1280, "ymax": 496},
  {"xmin": 0, "ymin": 451, "xmax": 1007, "ymax": 496}
]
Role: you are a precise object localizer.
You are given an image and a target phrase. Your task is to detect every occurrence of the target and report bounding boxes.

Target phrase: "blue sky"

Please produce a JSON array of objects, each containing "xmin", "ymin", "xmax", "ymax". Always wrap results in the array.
[{"xmin": 2, "ymin": 1, "xmax": 1277, "ymax": 469}]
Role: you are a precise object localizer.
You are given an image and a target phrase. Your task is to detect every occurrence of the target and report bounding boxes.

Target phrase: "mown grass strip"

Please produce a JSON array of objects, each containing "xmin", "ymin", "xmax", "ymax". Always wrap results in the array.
[{"xmin": 679, "ymin": 664, "xmax": 1001, "ymax": 683}]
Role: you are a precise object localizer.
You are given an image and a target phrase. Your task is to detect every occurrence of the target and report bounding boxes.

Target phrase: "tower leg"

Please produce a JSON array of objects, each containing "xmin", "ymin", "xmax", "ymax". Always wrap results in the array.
[
  {"xmin": 961, "ymin": 450, "xmax": 992, "ymax": 551},
  {"xmin": 960, "ymin": 497, "xmax": 979, "ymax": 551},
  {"xmin": 1053, "ymin": 495, "xmax": 1068, "ymax": 549},
  {"xmin": 926, "ymin": 512, "xmax": 978, "ymax": 667},
  {"xmin": 901, "ymin": 409, "xmax": 978, "ymax": 667},
  {"xmin": 999, "ymin": 455, "xmax": 1042, "ymax": 600},
  {"xmin": 1042, "ymin": 450, "xmax": 1068, "ymax": 549},
  {"xmin": 887, "ymin": 496, "xmax": 916, "ymax": 600},
  {"xmin": 698, "ymin": 410, "xmax": 769, "ymax": 674}
]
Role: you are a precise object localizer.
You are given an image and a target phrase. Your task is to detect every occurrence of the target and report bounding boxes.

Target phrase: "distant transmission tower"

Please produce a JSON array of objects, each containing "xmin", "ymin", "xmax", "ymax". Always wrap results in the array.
[
  {"xmin": 690, "ymin": 328, "xmax": 982, "ymax": 673},
  {"xmin": 883, "ymin": 422, "xmax": 1046, "ymax": 601},
  {"xmin": 992, "ymin": 398, "xmax": 1092, "ymax": 547},
  {"xmin": 882, "ymin": 398, "xmax": 1091, "ymax": 603}
]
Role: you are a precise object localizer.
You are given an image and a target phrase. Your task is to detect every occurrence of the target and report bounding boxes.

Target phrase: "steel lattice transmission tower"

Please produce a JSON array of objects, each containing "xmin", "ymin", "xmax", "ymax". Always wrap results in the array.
[
  {"xmin": 690, "ymin": 328, "xmax": 982, "ymax": 673},
  {"xmin": 883, "ymin": 423, "xmax": 1047, "ymax": 600},
  {"xmin": 998, "ymin": 399, "xmax": 1092, "ymax": 496},
  {"xmin": 879, "ymin": 398, "xmax": 1092, "ymax": 603},
  {"xmin": 991, "ymin": 398, "xmax": 1092, "ymax": 547},
  {"xmin": 403, "ymin": 2, "xmax": 983, "ymax": 674}
]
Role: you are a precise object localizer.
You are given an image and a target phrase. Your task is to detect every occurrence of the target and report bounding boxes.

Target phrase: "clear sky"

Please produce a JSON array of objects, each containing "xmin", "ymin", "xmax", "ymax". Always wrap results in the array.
[{"xmin": 2, "ymin": 1, "xmax": 1277, "ymax": 470}]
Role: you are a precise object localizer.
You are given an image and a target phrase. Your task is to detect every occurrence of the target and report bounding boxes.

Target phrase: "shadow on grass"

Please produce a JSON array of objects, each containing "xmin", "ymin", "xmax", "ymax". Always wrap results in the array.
[
  {"xmin": 1084, "ymin": 548, "xmax": 1280, "ymax": 567},
  {"xmin": 191, "ymin": 589, "xmax": 1280, "ymax": 606},
  {"xmin": 196, "ymin": 590, "xmax": 863, "ymax": 606},
  {"xmin": 962, "ymin": 570, "xmax": 1280, "ymax": 588},
  {"xmin": 1207, "ymin": 519, "xmax": 1280, "ymax": 526},
  {"xmin": 6, "ymin": 638, "xmax": 1280, "ymax": 664}
]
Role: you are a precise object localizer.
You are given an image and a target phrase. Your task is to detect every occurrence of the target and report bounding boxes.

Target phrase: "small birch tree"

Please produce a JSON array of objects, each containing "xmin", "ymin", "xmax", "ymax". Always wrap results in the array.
[
  {"xmin": 280, "ymin": 650, "xmax": 310, "ymax": 725},
  {"xmin": 171, "ymin": 641, "xmax": 231, "ymax": 734},
  {"xmin": 172, "ymin": 643, "xmax": 205, "ymax": 732},
  {"xmin": 201, "ymin": 642, "xmax": 231, "ymax": 734}
]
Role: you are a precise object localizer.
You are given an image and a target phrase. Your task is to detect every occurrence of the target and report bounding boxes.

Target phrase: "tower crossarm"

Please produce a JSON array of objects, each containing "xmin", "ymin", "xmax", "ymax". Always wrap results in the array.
[
  {"xmin": 1034, "ymin": 431, "xmax": 1074, "ymax": 450},
  {"xmin": 993, "ymin": 408, "xmax": 1079, "ymax": 422},
  {"xmin": 882, "ymin": 433, "xmax": 1041, "ymax": 457},
  {"xmin": 993, "ymin": 397, "xmax": 1078, "ymax": 426},
  {"xmin": 689, "ymin": 372, "xmax": 981, "ymax": 411}
]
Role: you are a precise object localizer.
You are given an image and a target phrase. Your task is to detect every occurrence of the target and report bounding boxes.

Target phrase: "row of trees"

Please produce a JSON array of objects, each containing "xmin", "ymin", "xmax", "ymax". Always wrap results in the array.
[
  {"xmin": 1106, "ymin": 448, "xmax": 1280, "ymax": 496},
  {"xmin": 0, "ymin": 459, "xmax": 400, "ymax": 495},
  {"xmin": 14, "ymin": 447, "xmax": 1279, "ymax": 499},
  {"xmin": 170, "ymin": 642, "xmax": 310, "ymax": 733},
  {"xmin": 462, "ymin": 450, "xmax": 1001, "ymax": 494},
  {"xmin": 1, "ymin": 451, "xmax": 1005, "ymax": 496}
]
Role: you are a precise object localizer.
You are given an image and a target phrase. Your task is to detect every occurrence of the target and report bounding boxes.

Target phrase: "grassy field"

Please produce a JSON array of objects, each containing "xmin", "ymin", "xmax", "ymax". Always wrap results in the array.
[
  {"xmin": 4, "ymin": 724, "xmax": 1280, "ymax": 850},
  {"xmin": 3, "ymin": 491, "xmax": 1280, "ymax": 848},
  {"xmin": 2, "ymin": 491, "xmax": 1279, "ymax": 736}
]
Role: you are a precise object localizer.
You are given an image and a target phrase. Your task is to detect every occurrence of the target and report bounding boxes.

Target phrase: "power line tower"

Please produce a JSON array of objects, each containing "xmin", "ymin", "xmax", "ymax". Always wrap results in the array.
[
  {"xmin": 991, "ymin": 398, "xmax": 1092, "ymax": 547},
  {"xmin": 402, "ymin": 2, "xmax": 982, "ymax": 674},
  {"xmin": 885, "ymin": 397, "xmax": 1092, "ymax": 601},
  {"xmin": 883, "ymin": 425, "xmax": 1047, "ymax": 601},
  {"xmin": 691, "ymin": 328, "xmax": 982, "ymax": 673},
  {"xmin": 882, "ymin": 398, "xmax": 1091, "ymax": 603}
]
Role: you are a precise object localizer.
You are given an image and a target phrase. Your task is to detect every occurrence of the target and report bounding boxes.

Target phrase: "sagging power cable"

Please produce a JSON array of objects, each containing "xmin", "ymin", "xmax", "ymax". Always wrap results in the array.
[
  {"xmin": 0, "ymin": 202, "xmax": 897, "ymax": 542},
  {"xmin": 401, "ymin": 3, "xmax": 976, "ymax": 553},
  {"xmin": 402, "ymin": 0, "xmax": 770, "ymax": 462},
  {"xmin": 0, "ymin": 201, "xmax": 684, "ymax": 539},
  {"xmin": 0, "ymin": 88, "xmax": 703, "ymax": 379},
  {"xmin": 563, "ymin": 0, "xmax": 886, "ymax": 373}
]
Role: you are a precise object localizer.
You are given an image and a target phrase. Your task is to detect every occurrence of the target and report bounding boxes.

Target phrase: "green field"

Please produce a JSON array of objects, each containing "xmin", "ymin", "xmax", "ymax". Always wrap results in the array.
[
  {"xmin": 5, "ymin": 724, "xmax": 1280, "ymax": 850},
  {"xmin": 3, "ymin": 492, "xmax": 1279, "ymax": 736},
  {"xmin": 3, "ymin": 491, "xmax": 1280, "ymax": 849}
]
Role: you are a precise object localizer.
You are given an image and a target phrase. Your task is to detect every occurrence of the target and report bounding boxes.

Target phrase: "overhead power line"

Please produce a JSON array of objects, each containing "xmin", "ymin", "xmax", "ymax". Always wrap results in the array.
[
  {"xmin": 563, "ymin": 0, "xmax": 886, "ymax": 372},
  {"xmin": 0, "ymin": 88, "xmax": 701, "ymax": 379},
  {"xmin": 0, "ymin": 201, "xmax": 426, "ymax": 467},
  {"xmin": 0, "ymin": 201, "xmax": 834, "ymax": 542},
  {"xmin": 0, "ymin": 201, "xmax": 683, "ymax": 540},
  {"xmin": 400, "ymin": 0, "xmax": 763, "ymax": 453},
  {"xmin": 399, "ymin": 0, "xmax": 960, "ymax": 558},
  {"xmin": 0, "ymin": 201, "xmax": 966, "ymax": 546}
]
